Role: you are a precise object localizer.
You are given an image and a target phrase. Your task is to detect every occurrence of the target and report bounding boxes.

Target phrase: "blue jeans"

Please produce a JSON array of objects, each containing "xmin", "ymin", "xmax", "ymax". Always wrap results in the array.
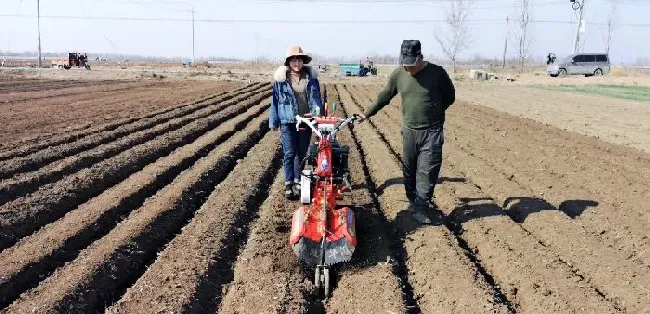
[{"xmin": 280, "ymin": 124, "xmax": 312, "ymax": 185}]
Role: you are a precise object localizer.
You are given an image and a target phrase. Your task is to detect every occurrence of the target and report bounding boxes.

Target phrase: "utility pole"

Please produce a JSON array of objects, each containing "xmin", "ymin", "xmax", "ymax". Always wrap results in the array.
[
  {"xmin": 255, "ymin": 32, "xmax": 260, "ymax": 66},
  {"xmin": 191, "ymin": 6, "xmax": 195, "ymax": 64},
  {"xmin": 502, "ymin": 15, "xmax": 508, "ymax": 68},
  {"xmin": 573, "ymin": 0, "xmax": 586, "ymax": 54},
  {"xmin": 37, "ymin": 0, "xmax": 42, "ymax": 67}
]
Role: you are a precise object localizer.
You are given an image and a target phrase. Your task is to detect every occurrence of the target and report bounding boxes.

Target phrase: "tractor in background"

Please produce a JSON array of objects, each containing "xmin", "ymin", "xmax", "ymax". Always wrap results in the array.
[
  {"xmin": 52, "ymin": 53, "xmax": 91, "ymax": 70},
  {"xmin": 338, "ymin": 58, "xmax": 377, "ymax": 77}
]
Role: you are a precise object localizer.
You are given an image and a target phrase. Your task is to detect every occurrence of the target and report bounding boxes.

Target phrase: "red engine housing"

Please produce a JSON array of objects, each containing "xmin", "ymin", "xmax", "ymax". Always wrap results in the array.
[
  {"xmin": 289, "ymin": 127, "xmax": 357, "ymax": 265},
  {"xmin": 289, "ymin": 180, "xmax": 357, "ymax": 247}
]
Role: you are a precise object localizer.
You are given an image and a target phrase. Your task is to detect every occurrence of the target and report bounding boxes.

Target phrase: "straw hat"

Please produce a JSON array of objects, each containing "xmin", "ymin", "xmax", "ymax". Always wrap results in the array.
[{"xmin": 284, "ymin": 45, "xmax": 312, "ymax": 66}]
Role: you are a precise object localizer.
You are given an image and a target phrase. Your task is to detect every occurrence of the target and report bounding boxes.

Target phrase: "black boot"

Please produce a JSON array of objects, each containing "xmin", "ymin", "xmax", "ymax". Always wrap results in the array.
[
  {"xmin": 292, "ymin": 183, "xmax": 301, "ymax": 199},
  {"xmin": 412, "ymin": 197, "xmax": 432, "ymax": 224},
  {"xmin": 285, "ymin": 183, "xmax": 293, "ymax": 199}
]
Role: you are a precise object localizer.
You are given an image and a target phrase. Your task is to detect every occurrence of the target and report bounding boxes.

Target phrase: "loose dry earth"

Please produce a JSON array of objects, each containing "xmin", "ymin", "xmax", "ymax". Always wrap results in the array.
[
  {"xmin": 0, "ymin": 75, "xmax": 649, "ymax": 314},
  {"xmin": 457, "ymin": 82, "xmax": 650, "ymax": 154}
]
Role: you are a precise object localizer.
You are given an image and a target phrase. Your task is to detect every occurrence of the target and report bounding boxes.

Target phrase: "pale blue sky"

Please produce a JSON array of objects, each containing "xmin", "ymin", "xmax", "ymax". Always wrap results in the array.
[{"xmin": 0, "ymin": 0, "xmax": 647, "ymax": 64}]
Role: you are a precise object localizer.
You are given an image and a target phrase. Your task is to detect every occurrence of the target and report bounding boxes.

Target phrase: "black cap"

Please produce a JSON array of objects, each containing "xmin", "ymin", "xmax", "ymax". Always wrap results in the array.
[{"xmin": 399, "ymin": 40, "xmax": 421, "ymax": 66}]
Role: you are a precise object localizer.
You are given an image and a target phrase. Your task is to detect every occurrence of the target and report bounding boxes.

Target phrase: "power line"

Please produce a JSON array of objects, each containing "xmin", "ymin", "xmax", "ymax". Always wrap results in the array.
[
  {"xmin": 86, "ymin": 0, "xmax": 571, "ymax": 9},
  {"xmin": 3, "ymin": 14, "xmax": 650, "ymax": 27},
  {"xmin": 0, "ymin": 14, "xmax": 502, "ymax": 23}
]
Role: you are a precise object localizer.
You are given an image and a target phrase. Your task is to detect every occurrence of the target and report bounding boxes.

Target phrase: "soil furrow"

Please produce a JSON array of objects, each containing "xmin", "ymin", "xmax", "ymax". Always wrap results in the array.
[
  {"xmin": 358, "ymin": 83, "xmax": 650, "ymax": 310},
  {"xmin": 1, "ymin": 115, "xmax": 270, "ymax": 314},
  {"xmin": 440, "ymin": 103, "xmax": 650, "ymax": 269},
  {"xmin": 217, "ymin": 173, "xmax": 319, "ymax": 314},
  {"xmin": 0, "ymin": 82, "xmax": 258, "ymax": 161},
  {"xmin": 0, "ymin": 81, "xmax": 154, "ymax": 104},
  {"xmin": 359, "ymin": 85, "xmax": 650, "ymax": 245},
  {"xmin": 0, "ymin": 91, "xmax": 271, "ymax": 250},
  {"xmin": 0, "ymin": 87, "xmax": 271, "ymax": 204},
  {"xmin": 443, "ymin": 139, "xmax": 650, "ymax": 312},
  {"xmin": 356, "ymin": 85, "xmax": 646, "ymax": 220},
  {"xmin": 0, "ymin": 81, "xmax": 240, "ymax": 152},
  {"xmin": 0, "ymin": 101, "xmax": 270, "ymax": 309},
  {"xmin": 0, "ymin": 80, "xmax": 118, "ymax": 94},
  {"xmin": 109, "ymin": 131, "xmax": 282, "ymax": 314},
  {"xmin": 432, "ymin": 163, "xmax": 621, "ymax": 313},
  {"xmin": 0, "ymin": 83, "xmax": 267, "ymax": 180},
  {"xmin": 338, "ymin": 85, "xmax": 507, "ymax": 313},
  {"xmin": 321, "ymin": 84, "xmax": 407, "ymax": 314},
  {"xmin": 344, "ymin": 86, "xmax": 405, "ymax": 159},
  {"xmin": 353, "ymin": 85, "xmax": 624, "ymax": 313}
]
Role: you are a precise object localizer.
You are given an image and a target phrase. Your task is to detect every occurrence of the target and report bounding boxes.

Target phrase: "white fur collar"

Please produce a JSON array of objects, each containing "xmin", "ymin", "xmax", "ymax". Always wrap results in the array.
[{"xmin": 273, "ymin": 65, "xmax": 318, "ymax": 82}]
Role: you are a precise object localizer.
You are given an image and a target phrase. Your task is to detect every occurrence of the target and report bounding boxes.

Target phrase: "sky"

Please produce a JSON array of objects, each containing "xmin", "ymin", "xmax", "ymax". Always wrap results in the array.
[{"xmin": 0, "ymin": 0, "xmax": 648, "ymax": 64}]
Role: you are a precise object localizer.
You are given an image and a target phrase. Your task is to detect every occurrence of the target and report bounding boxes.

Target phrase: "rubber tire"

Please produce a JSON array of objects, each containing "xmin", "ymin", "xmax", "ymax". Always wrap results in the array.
[
  {"xmin": 323, "ymin": 268, "xmax": 330, "ymax": 298},
  {"xmin": 594, "ymin": 68, "xmax": 603, "ymax": 76},
  {"xmin": 558, "ymin": 68, "xmax": 567, "ymax": 77}
]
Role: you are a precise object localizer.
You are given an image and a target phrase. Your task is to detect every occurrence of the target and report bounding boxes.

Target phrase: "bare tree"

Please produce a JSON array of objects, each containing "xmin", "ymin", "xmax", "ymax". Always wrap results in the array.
[
  {"xmin": 514, "ymin": 0, "xmax": 533, "ymax": 72},
  {"xmin": 602, "ymin": 2, "xmax": 617, "ymax": 56},
  {"xmin": 434, "ymin": 0, "xmax": 474, "ymax": 72}
]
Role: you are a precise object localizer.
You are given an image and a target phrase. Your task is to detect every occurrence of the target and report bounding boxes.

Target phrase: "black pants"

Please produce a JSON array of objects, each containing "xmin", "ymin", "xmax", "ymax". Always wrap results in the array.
[{"xmin": 402, "ymin": 126, "xmax": 444, "ymax": 207}]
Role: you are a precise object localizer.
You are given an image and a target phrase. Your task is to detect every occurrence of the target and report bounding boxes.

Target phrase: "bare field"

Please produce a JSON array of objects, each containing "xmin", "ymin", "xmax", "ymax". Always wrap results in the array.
[
  {"xmin": 0, "ymin": 75, "xmax": 649, "ymax": 313},
  {"xmin": 456, "ymin": 82, "xmax": 650, "ymax": 154},
  {"xmin": 0, "ymin": 76, "xmax": 242, "ymax": 150}
]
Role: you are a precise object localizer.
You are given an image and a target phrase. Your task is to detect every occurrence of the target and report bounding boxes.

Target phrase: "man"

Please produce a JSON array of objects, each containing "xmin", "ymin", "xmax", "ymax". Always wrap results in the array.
[{"xmin": 358, "ymin": 40, "xmax": 455, "ymax": 224}]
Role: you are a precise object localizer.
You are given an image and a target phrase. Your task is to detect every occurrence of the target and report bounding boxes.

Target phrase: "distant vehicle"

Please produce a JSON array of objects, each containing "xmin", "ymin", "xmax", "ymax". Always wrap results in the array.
[
  {"xmin": 317, "ymin": 64, "xmax": 329, "ymax": 73},
  {"xmin": 52, "ymin": 53, "xmax": 91, "ymax": 70},
  {"xmin": 547, "ymin": 53, "xmax": 609, "ymax": 77},
  {"xmin": 182, "ymin": 59, "xmax": 193, "ymax": 67},
  {"xmin": 338, "ymin": 59, "xmax": 377, "ymax": 77}
]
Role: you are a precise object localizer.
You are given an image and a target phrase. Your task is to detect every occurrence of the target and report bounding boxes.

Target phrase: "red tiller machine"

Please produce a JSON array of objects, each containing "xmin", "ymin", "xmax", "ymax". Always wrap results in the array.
[{"xmin": 289, "ymin": 105, "xmax": 359, "ymax": 298}]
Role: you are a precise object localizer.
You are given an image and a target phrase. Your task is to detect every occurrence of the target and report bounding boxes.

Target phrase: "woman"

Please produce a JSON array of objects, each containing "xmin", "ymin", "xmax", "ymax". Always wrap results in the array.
[{"xmin": 269, "ymin": 45, "xmax": 325, "ymax": 199}]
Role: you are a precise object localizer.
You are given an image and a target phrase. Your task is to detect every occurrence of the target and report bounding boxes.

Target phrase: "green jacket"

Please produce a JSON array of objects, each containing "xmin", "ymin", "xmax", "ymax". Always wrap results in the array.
[{"xmin": 365, "ymin": 62, "xmax": 455, "ymax": 129}]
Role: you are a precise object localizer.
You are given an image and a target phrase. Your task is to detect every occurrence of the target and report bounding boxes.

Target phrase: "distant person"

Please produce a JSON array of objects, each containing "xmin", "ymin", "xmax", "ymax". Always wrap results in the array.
[
  {"xmin": 358, "ymin": 39, "xmax": 455, "ymax": 224},
  {"xmin": 269, "ymin": 45, "xmax": 325, "ymax": 199},
  {"xmin": 547, "ymin": 52, "xmax": 556, "ymax": 65},
  {"xmin": 1, "ymin": 59, "xmax": 5, "ymax": 67}
]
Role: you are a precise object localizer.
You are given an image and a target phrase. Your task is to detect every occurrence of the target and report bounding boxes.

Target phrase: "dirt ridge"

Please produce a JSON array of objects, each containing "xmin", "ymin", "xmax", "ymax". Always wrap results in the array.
[
  {"xmin": 338, "ymin": 84, "xmax": 507, "ymax": 313},
  {"xmin": 0, "ymin": 90, "xmax": 271, "ymax": 250},
  {"xmin": 0, "ymin": 86, "xmax": 271, "ymax": 204},
  {"xmin": 0, "ymin": 82, "xmax": 258, "ymax": 160},
  {"xmin": 355, "ymin": 84, "xmax": 625, "ymax": 313},
  {"xmin": 0, "ymin": 83, "xmax": 267, "ymax": 179},
  {"xmin": 108, "ymin": 131, "xmax": 281, "ymax": 314},
  {"xmin": 0, "ymin": 101, "xmax": 270, "ymax": 308},
  {"xmin": 2, "ymin": 115, "xmax": 270, "ymax": 313}
]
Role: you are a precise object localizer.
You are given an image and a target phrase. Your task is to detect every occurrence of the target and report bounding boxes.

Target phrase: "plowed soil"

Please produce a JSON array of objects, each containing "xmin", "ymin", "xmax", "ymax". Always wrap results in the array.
[
  {"xmin": 0, "ymin": 78, "xmax": 241, "ymax": 150},
  {"xmin": 1, "ymin": 77, "xmax": 649, "ymax": 314}
]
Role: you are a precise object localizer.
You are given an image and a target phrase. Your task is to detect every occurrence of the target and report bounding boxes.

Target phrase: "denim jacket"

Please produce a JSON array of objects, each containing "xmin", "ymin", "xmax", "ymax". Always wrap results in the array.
[{"xmin": 269, "ymin": 65, "xmax": 325, "ymax": 129}]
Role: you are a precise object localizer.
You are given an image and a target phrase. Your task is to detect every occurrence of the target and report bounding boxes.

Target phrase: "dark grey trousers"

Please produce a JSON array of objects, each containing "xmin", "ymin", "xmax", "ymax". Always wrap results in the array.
[{"xmin": 402, "ymin": 126, "xmax": 444, "ymax": 208}]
